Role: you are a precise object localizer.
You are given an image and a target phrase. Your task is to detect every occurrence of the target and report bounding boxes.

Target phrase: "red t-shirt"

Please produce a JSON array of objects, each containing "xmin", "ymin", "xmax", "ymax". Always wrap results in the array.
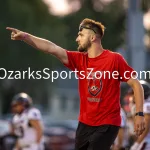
[{"xmin": 63, "ymin": 49, "xmax": 135, "ymax": 126}]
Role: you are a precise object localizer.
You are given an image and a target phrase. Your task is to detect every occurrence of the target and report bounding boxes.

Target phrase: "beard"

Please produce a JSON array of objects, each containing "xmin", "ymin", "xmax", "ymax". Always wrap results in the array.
[{"xmin": 77, "ymin": 40, "xmax": 91, "ymax": 52}]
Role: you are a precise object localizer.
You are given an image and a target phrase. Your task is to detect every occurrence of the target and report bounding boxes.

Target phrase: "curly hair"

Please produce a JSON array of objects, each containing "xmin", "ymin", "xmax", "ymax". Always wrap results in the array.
[{"xmin": 79, "ymin": 18, "xmax": 105, "ymax": 38}]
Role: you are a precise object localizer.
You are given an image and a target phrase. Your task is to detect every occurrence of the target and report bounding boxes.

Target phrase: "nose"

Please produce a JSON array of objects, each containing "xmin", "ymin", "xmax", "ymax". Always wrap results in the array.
[{"xmin": 76, "ymin": 37, "xmax": 79, "ymax": 42}]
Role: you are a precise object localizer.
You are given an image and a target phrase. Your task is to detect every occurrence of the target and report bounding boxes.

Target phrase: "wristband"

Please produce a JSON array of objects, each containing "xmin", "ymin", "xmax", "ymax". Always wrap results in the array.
[{"xmin": 135, "ymin": 112, "xmax": 144, "ymax": 116}]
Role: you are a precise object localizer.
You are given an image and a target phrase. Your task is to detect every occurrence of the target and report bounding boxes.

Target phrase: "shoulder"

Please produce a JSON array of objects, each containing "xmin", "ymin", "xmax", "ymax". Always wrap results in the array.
[
  {"xmin": 27, "ymin": 107, "xmax": 42, "ymax": 118},
  {"xmin": 110, "ymin": 51, "xmax": 123, "ymax": 58},
  {"xmin": 107, "ymin": 51, "xmax": 128, "ymax": 65},
  {"xmin": 28, "ymin": 107, "xmax": 41, "ymax": 114},
  {"xmin": 66, "ymin": 50, "xmax": 86, "ymax": 57},
  {"xmin": 104, "ymin": 49, "xmax": 121, "ymax": 58},
  {"xmin": 102, "ymin": 50, "xmax": 123, "ymax": 64},
  {"xmin": 105, "ymin": 50, "xmax": 123, "ymax": 57}
]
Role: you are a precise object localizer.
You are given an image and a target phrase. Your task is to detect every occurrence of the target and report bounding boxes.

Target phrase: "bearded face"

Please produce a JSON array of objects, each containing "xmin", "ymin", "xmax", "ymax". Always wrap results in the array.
[
  {"xmin": 77, "ymin": 37, "xmax": 91, "ymax": 52},
  {"xmin": 76, "ymin": 28, "xmax": 92, "ymax": 52}
]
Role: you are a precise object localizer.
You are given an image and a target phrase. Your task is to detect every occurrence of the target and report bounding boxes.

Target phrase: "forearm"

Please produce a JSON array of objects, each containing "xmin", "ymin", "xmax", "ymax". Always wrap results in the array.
[
  {"xmin": 133, "ymin": 81, "xmax": 144, "ymax": 112},
  {"xmin": 36, "ymin": 129, "xmax": 43, "ymax": 143},
  {"xmin": 14, "ymin": 140, "xmax": 21, "ymax": 150},
  {"xmin": 117, "ymin": 129, "xmax": 124, "ymax": 148},
  {"xmin": 23, "ymin": 33, "xmax": 59, "ymax": 54},
  {"xmin": 6, "ymin": 27, "xmax": 68, "ymax": 63}
]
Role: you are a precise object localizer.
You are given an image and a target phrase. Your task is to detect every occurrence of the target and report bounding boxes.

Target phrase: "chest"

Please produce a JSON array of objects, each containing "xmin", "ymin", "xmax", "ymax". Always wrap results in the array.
[
  {"xmin": 79, "ymin": 56, "xmax": 117, "ymax": 79},
  {"xmin": 13, "ymin": 113, "xmax": 29, "ymax": 129}
]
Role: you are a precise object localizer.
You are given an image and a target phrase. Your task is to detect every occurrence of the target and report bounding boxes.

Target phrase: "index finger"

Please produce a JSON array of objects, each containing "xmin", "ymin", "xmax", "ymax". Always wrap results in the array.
[{"xmin": 6, "ymin": 27, "xmax": 18, "ymax": 32}]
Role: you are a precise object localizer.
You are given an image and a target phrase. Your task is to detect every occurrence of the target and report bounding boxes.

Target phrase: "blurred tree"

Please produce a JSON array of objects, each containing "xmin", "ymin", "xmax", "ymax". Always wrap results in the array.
[
  {"xmin": 0, "ymin": 0, "xmax": 128, "ymax": 114},
  {"xmin": 64, "ymin": 0, "xmax": 126, "ymax": 51},
  {"xmin": 141, "ymin": 0, "xmax": 150, "ymax": 12},
  {"xmin": 0, "ymin": 0, "xmax": 68, "ymax": 114}
]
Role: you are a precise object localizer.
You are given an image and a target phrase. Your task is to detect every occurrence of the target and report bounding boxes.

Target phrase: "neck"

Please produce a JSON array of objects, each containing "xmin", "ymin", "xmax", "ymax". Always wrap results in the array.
[{"xmin": 87, "ymin": 43, "xmax": 104, "ymax": 58}]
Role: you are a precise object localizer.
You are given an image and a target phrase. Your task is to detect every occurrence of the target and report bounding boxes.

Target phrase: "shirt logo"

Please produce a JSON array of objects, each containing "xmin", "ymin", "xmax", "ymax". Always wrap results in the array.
[{"xmin": 87, "ymin": 71, "xmax": 103, "ymax": 97}]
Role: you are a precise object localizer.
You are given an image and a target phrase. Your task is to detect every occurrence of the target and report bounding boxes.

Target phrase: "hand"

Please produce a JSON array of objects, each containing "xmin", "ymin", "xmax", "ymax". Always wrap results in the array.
[
  {"xmin": 134, "ymin": 116, "xmax": 145, "ymax": 136},
  {"xmin": 13, "ymin": 145, "xmax": 22, "ymax": 150},
  {"xmin": 13, "ymin": 148, "xmax": 22, "ymax": 150},
  {"xmin": 6, "ymin": 27, "xmax": 26, "ymax": 40},
  {"xmin": 13, "ymin": 140, "xmax": 22, "ymax": 150}
]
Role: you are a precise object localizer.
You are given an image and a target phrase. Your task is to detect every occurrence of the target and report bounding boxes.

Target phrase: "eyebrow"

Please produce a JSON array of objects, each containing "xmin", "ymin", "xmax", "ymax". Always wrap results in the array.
[{"xmin": 78, "ymin": 32, "xmax": 83, "ymax": 36}]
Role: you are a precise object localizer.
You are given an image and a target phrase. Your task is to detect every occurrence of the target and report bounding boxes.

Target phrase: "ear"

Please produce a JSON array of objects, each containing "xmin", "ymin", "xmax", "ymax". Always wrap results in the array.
[{"xmin": 90, "ymin": 34, "xmax": 96, "ymax": 42}]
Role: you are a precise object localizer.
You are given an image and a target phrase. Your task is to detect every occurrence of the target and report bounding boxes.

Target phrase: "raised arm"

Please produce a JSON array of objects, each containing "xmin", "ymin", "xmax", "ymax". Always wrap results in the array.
[{"xmin": 6, "ymin": 27, "xmax": 68, "ymax": 64}]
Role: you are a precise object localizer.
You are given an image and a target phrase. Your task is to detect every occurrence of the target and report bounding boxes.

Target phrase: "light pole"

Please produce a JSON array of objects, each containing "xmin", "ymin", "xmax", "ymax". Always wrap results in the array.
[{"xmin": 126, "ymin": 0, "xmax": 146, "ymax": 79}]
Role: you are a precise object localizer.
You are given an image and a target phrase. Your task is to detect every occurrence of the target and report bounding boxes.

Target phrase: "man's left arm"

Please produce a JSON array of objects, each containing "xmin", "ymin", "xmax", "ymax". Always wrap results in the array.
[
  {"xmin": 29, "ymin": 119, "xmax": 43, "ymax": 144},
  {"xmin": 127, "ymin": 78, "xmax": 145, "ymax": 136},
  {"xmin": 112, "ymin": 128, "xmax": 125, "ymax": 150},
  {"xmin": 117, "ymin": 127, "xmax": 125, "ymax": 149}
]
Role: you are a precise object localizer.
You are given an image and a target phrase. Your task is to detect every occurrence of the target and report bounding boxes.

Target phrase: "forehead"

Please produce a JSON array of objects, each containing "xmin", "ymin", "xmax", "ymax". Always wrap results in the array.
[{"xmin": 78, "ymin": 28, "xmax": 91, "ymax": 35}]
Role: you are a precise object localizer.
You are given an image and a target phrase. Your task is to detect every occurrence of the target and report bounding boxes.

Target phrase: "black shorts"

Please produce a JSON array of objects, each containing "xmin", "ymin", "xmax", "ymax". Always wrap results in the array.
[{"xmin": 75, "ymin": 122, "xmax": 119, "ymax": 150}]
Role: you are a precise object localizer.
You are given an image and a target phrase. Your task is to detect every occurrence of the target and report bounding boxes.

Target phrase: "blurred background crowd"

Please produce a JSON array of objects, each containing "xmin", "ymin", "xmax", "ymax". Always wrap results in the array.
[{"xmin": 0, "ymin": 0, "xmax": 150, "ymax": 149}]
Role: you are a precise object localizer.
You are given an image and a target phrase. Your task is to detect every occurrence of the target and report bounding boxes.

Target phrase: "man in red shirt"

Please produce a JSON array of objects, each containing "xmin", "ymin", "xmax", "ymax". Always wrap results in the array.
[{"xmin": 6, "ymin": 18, "xmax": 145, "ymax": 150}]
